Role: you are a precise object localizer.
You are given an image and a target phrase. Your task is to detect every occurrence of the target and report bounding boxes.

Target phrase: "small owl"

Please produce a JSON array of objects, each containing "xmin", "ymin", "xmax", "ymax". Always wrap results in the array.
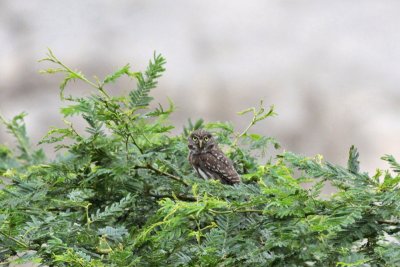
[{"xmin": 188, "ymin": 129, "xmax": 240, "ymax": 185}]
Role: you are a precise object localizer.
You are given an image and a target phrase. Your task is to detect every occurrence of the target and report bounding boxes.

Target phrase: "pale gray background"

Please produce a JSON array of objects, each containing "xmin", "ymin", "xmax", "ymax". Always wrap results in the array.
[{"xmin": 1, "ymin": 0, "xmax": 400, "ymax": 177}]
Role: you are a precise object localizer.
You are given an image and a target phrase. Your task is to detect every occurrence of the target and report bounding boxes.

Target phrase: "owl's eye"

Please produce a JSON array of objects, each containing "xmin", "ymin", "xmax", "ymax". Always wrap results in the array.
[
  {"xmin": 192, "ymin": 136, "xmax": 198, "ymax": 142},
  {"xmin": 204, "ymin": 136, "xmax": 209, "ymax": 142}
]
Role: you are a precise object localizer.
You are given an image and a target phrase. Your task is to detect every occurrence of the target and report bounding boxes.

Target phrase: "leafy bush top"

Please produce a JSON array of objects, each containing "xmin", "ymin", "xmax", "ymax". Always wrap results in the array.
[{"xmin": 0, "ymin": 50, "xmax": 399, "ymax": 267}]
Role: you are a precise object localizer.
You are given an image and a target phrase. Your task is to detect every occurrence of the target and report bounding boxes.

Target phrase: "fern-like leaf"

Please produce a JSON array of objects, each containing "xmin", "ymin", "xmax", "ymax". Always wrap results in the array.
[
  {"xmin": 382, "ymin": 154, "xmax": 400, "ymax": 173},
  {"xmin": 347, "ymin": 145, "xmax": 360, "ymax": 174},
  {"xmin": 103, "ymin": 64, "xmax": 138, "ymax": 84},
  {"xmin": 90, "ymin": 194, "xmax": 134, "ymax": 223},
  {"xmin": 129, "ymin": 53, "xmax": 166, "ymax": 108},
  {"xmin": 98, "ymin": 226, "xmax": 128, "ymax": 242}
]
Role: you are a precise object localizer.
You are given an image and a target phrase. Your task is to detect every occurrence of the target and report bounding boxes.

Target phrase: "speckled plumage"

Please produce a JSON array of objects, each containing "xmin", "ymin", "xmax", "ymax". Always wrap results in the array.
[{"xmin": 188, "ymin": 129, "xmax": 240, "ymax": 185}]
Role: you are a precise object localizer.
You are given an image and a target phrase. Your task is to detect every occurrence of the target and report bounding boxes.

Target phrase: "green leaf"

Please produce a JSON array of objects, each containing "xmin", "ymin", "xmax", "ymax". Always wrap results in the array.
[
  {"xmin": 381, "ymin": 154, "xmax": 400, "ymax": 173},
  {"xmin": 129, "ymin": 52, "xmax": 166, "ymax": 109},
  {"xmin": 347, "ymin": 145, "xmax": 360, "ymax": 174},
  {"xmin": 98, "ymin": 226, "xmax": 128, "ymax": 242},
  {"xmin": 103, "ymin": 64, "xmax": 138, "ymax": 84}
]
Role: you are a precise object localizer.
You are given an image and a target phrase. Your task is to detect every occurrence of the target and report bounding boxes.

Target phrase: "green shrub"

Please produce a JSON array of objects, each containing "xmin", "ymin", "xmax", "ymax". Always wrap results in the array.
[{"xmin": 0, "ymin": 50, "xmax": 399, "ymax": 266}]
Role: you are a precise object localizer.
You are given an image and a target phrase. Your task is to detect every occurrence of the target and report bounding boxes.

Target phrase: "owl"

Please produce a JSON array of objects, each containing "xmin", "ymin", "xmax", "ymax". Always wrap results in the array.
[{"xmin": 188, "ymin": 129, "xmax": 240, "ymax": 185}]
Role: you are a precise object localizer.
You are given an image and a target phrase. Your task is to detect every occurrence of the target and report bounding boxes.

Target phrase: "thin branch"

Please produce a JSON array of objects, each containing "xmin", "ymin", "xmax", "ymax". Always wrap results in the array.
[
  {"xmin": 234, "ymin": 115, "xmax": 257, "ymax": 146},
  {"xmin": 0, "ymin": 230, "xmax": 29, "ymax": 248},
  {"xmin": 43, "ymin": 49, "xmax": 110, "ymax": 98},
  {"xmin": 235, "ymin": 209, "xmax": 264, "ymax": 214},
  {"xmin": 144, "ymin": 164, "xmax": 189, "ymax": 187},
  {"xmin": 233, "ymin": 101, "xmax": 275, "ymax": 146},
  {"xmin": 377, "ymin": 220, "xmax": 400, "ymax": 226},
  {"xmin": 209, "ymin": 208, "xmax": 264, "ymax": 215},
  {"xmin": 127, "ymin": 129, "xmax": 144, "ymax": 155},
  {"xmin": 100, "ymin": 98, "xmax": 144, "ymax": 154},
  {"xmin": 148, "ymin": 192, "xmax": 196, "ymax": 202}
]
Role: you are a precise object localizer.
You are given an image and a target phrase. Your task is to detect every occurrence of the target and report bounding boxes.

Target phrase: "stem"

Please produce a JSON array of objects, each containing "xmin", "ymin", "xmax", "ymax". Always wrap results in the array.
[
  {"xmin": 233, "ymin": 101, "xmax": 275, "ymax": 146},
  {"xmin": 148, "ymin": 192, "xmax": 196, "ymax": 202},
  {"xmin": 0, "ymin": 113, "xmax": 6, "ymax": 124},
  {"xmin": 97, "ymin": 86, "xmax": 111, "ymax": 99},
  {"xmin": 85, "ymin": 203, "xmax": 92, "ymax": 229},
  {"xmin": 44, "ymin": 49, "xmax": 111, "ymax": 99},
  {"xmin": 233, "ymin": 108, "xmax": 257, "ymax": 147},
  {"xmin": 236, "ymin": 209, "xmax": 264, "ymax": 213},
  {"xmin": 125, "ymin": 136, "xmax": 130, "ymax": 162},
  {"xmin": 135, "ymin": 164, "xmax": 189, "ymax": 187},
  {"xmin": 0, "ymin": 230, "xmax": 29, "ymax": 248},
  {"xmin": 147, "ymin": 164, "xmax": 189, "ymax": 186},
  {"xmin": 44, "ymin": 50, "xmax": 147, "ymax": 157},
  {"xmin": 127, "ymin": 128, "xmax": 144, "ymax": 154},
  {"xmin": 196, "ymin": 220, "xmax": 202, "ymax": 245},
  {"xmin": 101, "ymin": 98, "xmax": 143, "ymax": 154},
  {"xmin": 235, "ymin": 117, "xmax": 256, "ymax": 144},
  {"xmin": 209, "ymin": 208, "xmax": 264, "ymax": 215},
  {"xmin": 377, "ymin": 220, "xmax": 400, "ymax": 226}
]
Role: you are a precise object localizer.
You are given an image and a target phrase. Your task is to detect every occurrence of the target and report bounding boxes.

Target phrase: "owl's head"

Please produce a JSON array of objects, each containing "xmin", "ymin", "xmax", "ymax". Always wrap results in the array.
[{"xmin": 188, "ymin": 129, "xmax": 216, "ymax": 153}]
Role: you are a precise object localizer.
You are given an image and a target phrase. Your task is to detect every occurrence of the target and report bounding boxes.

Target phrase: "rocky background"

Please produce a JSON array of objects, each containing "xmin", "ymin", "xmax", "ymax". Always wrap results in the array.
[{"xmin": 1, "ymin": 0, "xmax": 400, "ymax": 176}]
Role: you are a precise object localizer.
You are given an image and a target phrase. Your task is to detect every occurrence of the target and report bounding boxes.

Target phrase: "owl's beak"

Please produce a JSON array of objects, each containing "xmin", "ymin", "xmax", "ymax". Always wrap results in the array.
[{"xmin": 198, "ymin": 140, "xmax": 203, "ymax": 149}]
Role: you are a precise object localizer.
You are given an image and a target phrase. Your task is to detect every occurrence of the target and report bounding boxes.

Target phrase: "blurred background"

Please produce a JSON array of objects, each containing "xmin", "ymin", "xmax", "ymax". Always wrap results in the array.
[{"xmin": 1, "ymin": 0, "xmax": 400, "ymax": 175}]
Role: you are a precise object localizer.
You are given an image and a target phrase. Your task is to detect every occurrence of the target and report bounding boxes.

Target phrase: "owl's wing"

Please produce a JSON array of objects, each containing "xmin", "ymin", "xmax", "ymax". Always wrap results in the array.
[{"xmin": 204, "ymin": 149, "xmax": 241, "ymax": 184}]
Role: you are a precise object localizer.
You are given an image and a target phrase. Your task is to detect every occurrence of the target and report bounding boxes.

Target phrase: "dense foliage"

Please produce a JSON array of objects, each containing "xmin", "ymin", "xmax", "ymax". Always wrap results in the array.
[{"xmin": 1, "ymin": 50, "xmax": 400, "ymax": 267}]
